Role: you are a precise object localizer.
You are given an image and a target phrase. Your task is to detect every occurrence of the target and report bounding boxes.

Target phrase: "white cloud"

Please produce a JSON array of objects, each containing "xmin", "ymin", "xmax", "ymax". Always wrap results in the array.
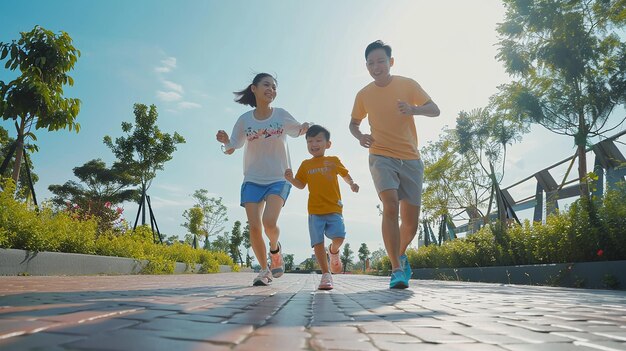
[
  {"xmin": 163, "ymin": 80, "xmax": 183, "ymax": 94},
  {"xmin": 156, "ymin": 91, "xmax": 182, "ymax": 102},
  {"xmin": 178, "ymin": 101, "xmax": 202, "ymax": 109},
  {"xmin": 155, "ymin": 57, "xmax": 177, "ymax": 73}
]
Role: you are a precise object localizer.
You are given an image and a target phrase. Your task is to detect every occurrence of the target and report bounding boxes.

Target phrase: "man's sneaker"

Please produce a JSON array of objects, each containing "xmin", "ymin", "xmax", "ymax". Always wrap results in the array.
[
  {"xmin": 400, "ymin": 254, "xmax": 412, "ymax": 285},
  {"xmin": 389, "ymin": 269, "xmax": 408, "ymax": 289},
  {"xmin": 269, "ymin": 242, "xmax": 285, "ymax": 278},
  {"xmin": 253, "ymin": 268, "xmax": 272, "ymax": 286},
  {"xmin": 318, "ymin": 272, "xmax": 334, "ymax": 290},
  {"xmin": 328, "ymin": 244, "xmax": 343, "ymax": 274}
]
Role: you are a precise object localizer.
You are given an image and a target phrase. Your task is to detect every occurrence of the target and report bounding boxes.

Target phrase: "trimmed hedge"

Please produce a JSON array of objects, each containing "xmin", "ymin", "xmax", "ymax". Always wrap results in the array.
[
  {"xmin": 0, "ymin": 181, "xmax": 235, "ymax": 274},
  {"xmin": 408, "ymin": 186, "xmax": 626, "ymax": 269}
]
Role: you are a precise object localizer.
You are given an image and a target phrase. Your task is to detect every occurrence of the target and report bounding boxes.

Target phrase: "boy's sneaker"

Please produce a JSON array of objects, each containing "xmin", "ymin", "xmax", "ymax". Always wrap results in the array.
[
  {"xmin": 389, "ymin": 269, "xmax": 408, "ymax": 289},
  {"xmin": 318, "ymin": 272, "xmax": 334, "ymax": 290},
  {"xmin": 400, "ymin": 254, "xmax": 412, "ymax": 285},
  {"xmin": 253, "ymin": 268, "xmax": 272, "ymax": 286},
  {"xmin": 269, "ymin": 242, "xmax": 285, "ymax": 278},
  {"xmin": 328, "ymin": 244, "xmax": 343, "ymax": 274}
]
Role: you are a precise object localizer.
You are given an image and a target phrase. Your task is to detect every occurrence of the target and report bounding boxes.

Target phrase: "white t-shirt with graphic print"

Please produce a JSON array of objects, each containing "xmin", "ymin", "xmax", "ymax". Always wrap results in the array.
[{"xmin": 225, "ymin": 107, "xmax": 303, "ymax": 185}]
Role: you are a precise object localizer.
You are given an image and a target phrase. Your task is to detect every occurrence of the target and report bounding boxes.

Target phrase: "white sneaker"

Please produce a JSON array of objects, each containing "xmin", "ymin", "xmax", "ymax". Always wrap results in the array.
[
  {"xmin": 318, "ymin": 272, "xmax": 333, "ymax": 290},
  {"xmin": 253, "ymin": 268, "xmax": 273, "ymax": 286}
]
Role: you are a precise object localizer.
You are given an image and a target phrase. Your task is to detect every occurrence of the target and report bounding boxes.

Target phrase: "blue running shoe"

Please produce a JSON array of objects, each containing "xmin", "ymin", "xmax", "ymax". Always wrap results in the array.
[
  {"xmin": 389, "ymin": 269, "xmax": 408, "ymax": 289},
  {"xmin": 400, "ymin": 254, "xmax": 412, "ymax": 286}
]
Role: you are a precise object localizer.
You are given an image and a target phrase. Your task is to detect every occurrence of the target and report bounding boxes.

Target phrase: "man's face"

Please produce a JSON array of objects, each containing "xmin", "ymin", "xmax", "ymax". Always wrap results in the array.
[{"xmin": 366, "ymin": 48, "xmax": 393, "ymax": 81}]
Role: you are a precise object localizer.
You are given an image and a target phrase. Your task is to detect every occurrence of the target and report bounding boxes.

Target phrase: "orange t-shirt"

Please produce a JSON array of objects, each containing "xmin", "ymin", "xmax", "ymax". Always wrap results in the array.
[
  {"xmin": 351, "ymin": 76, "xmax": 430, "ymax": 160},
  {"xmin": 295, "ymin": 156, "xmax": 349, "ymax": 215}
]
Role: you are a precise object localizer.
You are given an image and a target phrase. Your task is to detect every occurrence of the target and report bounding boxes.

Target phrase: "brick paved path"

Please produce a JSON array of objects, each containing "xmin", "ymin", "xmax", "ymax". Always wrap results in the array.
[{"xmin": 0, "ymin": 273, "xmax": 625, "ymax": 351}]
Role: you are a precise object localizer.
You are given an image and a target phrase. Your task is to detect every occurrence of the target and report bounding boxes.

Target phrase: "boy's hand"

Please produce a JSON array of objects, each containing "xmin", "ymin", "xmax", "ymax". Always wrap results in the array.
[
  {"xmin": 216, "ymin": 130, "xmax": 230, "ymax": 144},
  {"xmin": 397, "ymin": 100, "xmax": 415, "ymax": 115},
  {"xmin": 350, "ymin": 183, "xmax": 360, "ymax": 193},
  {"xmin": 359, "ymin": 134, "xmax": 374, "ymax": 148},
  {"xmin": 284, "ymin": 168, "xmax": 294, "ymax": 181}
]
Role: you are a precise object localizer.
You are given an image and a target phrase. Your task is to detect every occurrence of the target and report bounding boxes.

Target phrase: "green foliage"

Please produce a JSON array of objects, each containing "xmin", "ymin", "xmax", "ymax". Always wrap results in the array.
[
  {"xmin": 0, "ymin": 182, "xmax": 235, "ymax": 274},
  {"xmin": 340, "ymin": 243, "xmax": 354, "ymax": 273},
  {"xmin": 409, "ymin": 186, "xmax": 626, "ymax": 269}
]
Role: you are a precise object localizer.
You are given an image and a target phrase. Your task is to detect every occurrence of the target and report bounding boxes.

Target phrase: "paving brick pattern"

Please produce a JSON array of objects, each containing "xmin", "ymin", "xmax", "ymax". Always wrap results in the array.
[{"xmin": 0, "ymin": 273, "xmax": 625, "ymax": 350}]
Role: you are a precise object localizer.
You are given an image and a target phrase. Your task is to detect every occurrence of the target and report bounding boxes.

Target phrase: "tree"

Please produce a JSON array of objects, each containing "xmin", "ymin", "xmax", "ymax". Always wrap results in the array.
[
  {"xmin": 242, "ymin": 222, "xmax": 253, "ymax": 267},
  {"xmin": 48, "ymin": 159, "xmax": 138, "ymax": 233},
  {"xmin": 0, "ymin": 26, "xmax": 81, "ymax": 188},
  {"xmin": 340, "ymin": 243, "xmax": 354, "ymax": 273},
  {"xmin": 0, "ymin": 126, "xmax": 38, "ymax": 200},
  {"xmin": 181, "ymin": 207, "xmax": 205, "ymax": 249},
  {"xmin": 284, "ymin": 254, "xmax": 294, "ymax": 271},
  {"xmin": 357, "ymin": 243, "xmax": 370, "ymax": 272},
  {"xmin": 369, "ymin": 247, "xmax": 388, "ymax": 271},
  {"xmin": 189, "ymin": 190, "xmax": 228, "ymax": 248},
  {"xmin": 211, "ymin": 231, "xmax": 231, "ymax": 253},
  {"xmin": 495, "ymin": 0, "xmax": 626, "ymax": 199},
  {"xmin": 228, "ymin": 220, "xmax": 244, "ymax": 265},
  {"xmin": 104, "ymin": 103, "xmax": 185, "ymax": 226}
]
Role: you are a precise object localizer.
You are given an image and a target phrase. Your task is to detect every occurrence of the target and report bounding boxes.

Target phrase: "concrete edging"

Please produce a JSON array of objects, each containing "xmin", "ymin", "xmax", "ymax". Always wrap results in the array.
[
  {"xmin": 0, "ymin": 248, "xmax": 232, "ymax": 276},
  {"xmin": 412, "ymin": 260, "xmax": 626, "ymax": 289}
]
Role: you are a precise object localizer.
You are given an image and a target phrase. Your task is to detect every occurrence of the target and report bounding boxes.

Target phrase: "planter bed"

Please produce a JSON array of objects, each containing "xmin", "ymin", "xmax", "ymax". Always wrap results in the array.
[
  {"xmin": 0, "ymin": 248, "xmax": 232, "ymax": 276},
  {"xmin": 411, "ymin": 260, "xmax": 626, "ymax": 289}
]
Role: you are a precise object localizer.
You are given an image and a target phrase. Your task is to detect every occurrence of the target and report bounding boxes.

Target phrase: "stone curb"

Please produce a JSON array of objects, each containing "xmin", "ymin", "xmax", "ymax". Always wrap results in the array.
[
  {"xmin": 412, "ymin": 260, "xmax": 626, "ymax": 289},
  {"xmin": 0, "ymin": 248, "xmax": 232, "ymax": 276}
]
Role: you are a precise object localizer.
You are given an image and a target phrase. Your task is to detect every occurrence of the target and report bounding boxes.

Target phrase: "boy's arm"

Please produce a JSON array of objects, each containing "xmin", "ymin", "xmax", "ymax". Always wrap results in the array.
[
  {"xmin": 397, "ymin": 100, "xmax": 440, "ymax": 117},
  {"xmin": 349, "ymin": 118, "xmax": 375, "ymax": 148},
  {"xmin": 342, "ymin": 174, "xmax": 359, "ymax": 193},
  {"xmin": 284, "ymin": 168, "xmax": 306, "ymax": 189}
]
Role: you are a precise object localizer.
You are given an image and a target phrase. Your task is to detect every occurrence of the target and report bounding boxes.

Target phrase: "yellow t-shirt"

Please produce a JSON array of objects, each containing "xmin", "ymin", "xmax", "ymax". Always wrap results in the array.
[
  {"xmin": 295, "ymin": 156, "xmax": 349, "ymax": 215},
  {"xmin": 351, "ymin": 76, "xmax": 431, "ymax": 160}
]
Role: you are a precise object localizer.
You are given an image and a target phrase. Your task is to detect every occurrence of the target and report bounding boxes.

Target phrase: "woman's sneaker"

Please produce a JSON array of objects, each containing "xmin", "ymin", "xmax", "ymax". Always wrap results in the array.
[
  {"xmin": 389, "ymin": 269, "xmax": 408, "ymax": 289},
  {"xmin": 253, "ymin": 268, "xmax": 273, "ymax": 286},
  {"xmin": 328, "ymin": 244, "xmax": 343, "ymax": 274},
  {"xmin": 269, "ymin": 242, "xmax": 285, "ymax": 278},
  {"xmin": 318, "ymin": 272, "xmax": 334, "ymax": 290}
]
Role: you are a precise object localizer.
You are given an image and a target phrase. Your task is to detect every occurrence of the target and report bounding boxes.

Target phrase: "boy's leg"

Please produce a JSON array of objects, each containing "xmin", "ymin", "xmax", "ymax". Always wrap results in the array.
[
  {"xmin": 328, "ymin": 237, "xmax": 344, "ymax": 274},
  {"xmin": 379, "ymin": 189, "xmax": 401, "ymax": 271},
  {"xmin": 313, "ymin": 243, "xmax": 330, "ymax": 273},
  {"xmin": 244, "ymin": 202, "xmax": 267, "ymax": 270}
]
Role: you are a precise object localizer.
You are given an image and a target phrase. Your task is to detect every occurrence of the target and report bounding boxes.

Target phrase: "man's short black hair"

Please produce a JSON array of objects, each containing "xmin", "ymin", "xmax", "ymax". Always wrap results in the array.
[
  {"xmin": 365, "ymin": 40, "xmax": 392, "ymax": 59},
  {"xmin": 306, "ymin": 125, "xmax": 330, "ymax": 140}
]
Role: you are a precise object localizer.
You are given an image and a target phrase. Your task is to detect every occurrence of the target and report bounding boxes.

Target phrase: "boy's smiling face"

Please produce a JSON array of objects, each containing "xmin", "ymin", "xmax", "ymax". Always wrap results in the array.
[{"xmin": 306, "ymin": 132, "xmax": 331, "ymax": 157}]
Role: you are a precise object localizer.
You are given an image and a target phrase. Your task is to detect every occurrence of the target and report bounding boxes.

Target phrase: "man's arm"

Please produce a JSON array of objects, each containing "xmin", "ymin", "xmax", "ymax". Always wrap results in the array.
[
  {"xmin": 397, "ymin": 100, "xmax": 440, "ymax": 117},
  {"xmin": 349, "ymin": 118, "xmax": 374, "ymax": 148}
]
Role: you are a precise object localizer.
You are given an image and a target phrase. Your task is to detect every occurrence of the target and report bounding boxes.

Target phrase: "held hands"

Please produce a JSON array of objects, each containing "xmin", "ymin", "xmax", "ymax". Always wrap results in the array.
[
  {"xmin": 284, "ymin": 168, "xmax": 294, "ymax": 181},
  {"xmin": 397, "ymin": 100, "xmax": 415, "ymax": 115},
  {"xmin": 299, "ymin": 122, "xmax": 310, "ymax": 136}
]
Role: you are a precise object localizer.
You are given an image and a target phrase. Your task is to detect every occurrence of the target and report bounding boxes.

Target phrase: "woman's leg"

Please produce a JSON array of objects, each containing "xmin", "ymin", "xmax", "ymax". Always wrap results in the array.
[
  {"xmin": 262, "ymin": 194, "xmax": 284, "ymax": 251},
  {"xmin": 244, "ymin": 201, "xmax": 267, "ymax": 270}
]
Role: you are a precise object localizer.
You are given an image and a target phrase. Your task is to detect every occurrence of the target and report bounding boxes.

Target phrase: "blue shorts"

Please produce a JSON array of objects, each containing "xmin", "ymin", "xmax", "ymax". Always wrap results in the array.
[
  {"xmin": 308, "ymin": 213, "xmax": 346, "ymax": 247},
  {"xmin": 240, "ymin": 181, "xmax": 291, "ymax": 207}
]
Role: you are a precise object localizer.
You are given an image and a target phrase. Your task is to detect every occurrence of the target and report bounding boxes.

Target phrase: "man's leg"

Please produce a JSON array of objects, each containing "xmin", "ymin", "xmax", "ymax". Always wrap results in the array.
[
  {"xmin": 379, "ymin": 189, "xmax": 401, "ymax": 271},
  {"xmin": 399, "ymin": 200, "xmax": 420, "ymax": 255}
]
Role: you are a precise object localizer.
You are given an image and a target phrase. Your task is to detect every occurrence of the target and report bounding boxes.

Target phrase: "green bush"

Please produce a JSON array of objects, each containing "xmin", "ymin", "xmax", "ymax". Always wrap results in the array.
[
  {"xmin": 408, "ymin": 187, "xmax": 625, "ymax": 269},
  {"xmin": 0, "ymin": 181, "xmax": 235, "ymax": 274}
]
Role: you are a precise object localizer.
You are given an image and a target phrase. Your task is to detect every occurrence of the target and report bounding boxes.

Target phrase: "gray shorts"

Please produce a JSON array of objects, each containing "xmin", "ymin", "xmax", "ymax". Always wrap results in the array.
[{"xmin": 369, "ymin": 154, "xmax": 424, "ymax": 206}]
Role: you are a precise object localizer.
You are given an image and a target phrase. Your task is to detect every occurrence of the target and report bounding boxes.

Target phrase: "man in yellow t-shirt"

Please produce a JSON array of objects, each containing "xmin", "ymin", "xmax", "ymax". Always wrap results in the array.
[
  {"xmin": 349, "ymin": 40, "xmax": 440, "ymax": 289},
  {"xmin": 284, "ymin": 125, "xmax": 359, "ymax": 290}
]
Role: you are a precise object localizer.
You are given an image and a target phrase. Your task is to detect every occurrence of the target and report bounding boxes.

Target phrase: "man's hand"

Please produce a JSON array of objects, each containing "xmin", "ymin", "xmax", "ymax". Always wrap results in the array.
[
  {"xmin": 397, "ymin": 100, "xmax": 415, "ymax": 115},
  {"xmin": 359, "ymin": 134, "xmax": 375, "ymax": 148}
]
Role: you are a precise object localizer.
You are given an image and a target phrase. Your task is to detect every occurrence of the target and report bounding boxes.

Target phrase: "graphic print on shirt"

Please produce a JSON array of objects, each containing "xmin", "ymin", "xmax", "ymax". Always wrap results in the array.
[
  {"xmin": 307, "ymin": 160, "xmax": 336, "ymax": 182},
  {"xmin": 245, "ymin": 123, "xmax": 284, "ymax": 142}
]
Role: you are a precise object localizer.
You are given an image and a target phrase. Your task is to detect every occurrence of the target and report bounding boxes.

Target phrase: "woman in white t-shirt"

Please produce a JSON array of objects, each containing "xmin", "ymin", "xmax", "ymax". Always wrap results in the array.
[{"xmin": 216, "ymin": 73, "xmax": 308, "ymax": 286}]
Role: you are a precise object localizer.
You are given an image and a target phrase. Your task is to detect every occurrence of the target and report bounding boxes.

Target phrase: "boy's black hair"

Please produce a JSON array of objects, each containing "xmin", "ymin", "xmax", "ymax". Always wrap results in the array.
[
  {"xmin": 306, "ymin": 125, "xmax": 330, "ymax": 141},
  {"xmin": 233, "ymin": 73, "xmax": 276, "ymax": 107},
  {"xmin": 365, "ymin": 40, "xmax": 392, "ymax": 60}
]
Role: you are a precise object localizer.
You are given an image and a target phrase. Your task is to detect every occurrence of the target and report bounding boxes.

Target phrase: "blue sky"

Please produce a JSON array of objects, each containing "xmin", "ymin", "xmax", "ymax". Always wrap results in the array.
[{"xmin": 2, "ymin": 1, "xmax": 624, "ymax": 265}]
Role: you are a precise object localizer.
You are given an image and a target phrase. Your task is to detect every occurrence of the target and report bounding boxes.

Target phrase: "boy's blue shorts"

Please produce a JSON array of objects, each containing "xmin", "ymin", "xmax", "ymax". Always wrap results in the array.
[
  {"xmin": 308, "ymin": 213, "xmax": 346, "ymax": 247},
  {"xmin": 240, "ymin": 181, "xmax": 291, "ymax": 207}
]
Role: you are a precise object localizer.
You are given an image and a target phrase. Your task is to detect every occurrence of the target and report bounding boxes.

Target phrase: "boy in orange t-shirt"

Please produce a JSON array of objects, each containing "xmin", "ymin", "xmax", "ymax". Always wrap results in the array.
[{"xmin": 285, "ymin": 125, "xmax": 359, "ymax": 290}]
